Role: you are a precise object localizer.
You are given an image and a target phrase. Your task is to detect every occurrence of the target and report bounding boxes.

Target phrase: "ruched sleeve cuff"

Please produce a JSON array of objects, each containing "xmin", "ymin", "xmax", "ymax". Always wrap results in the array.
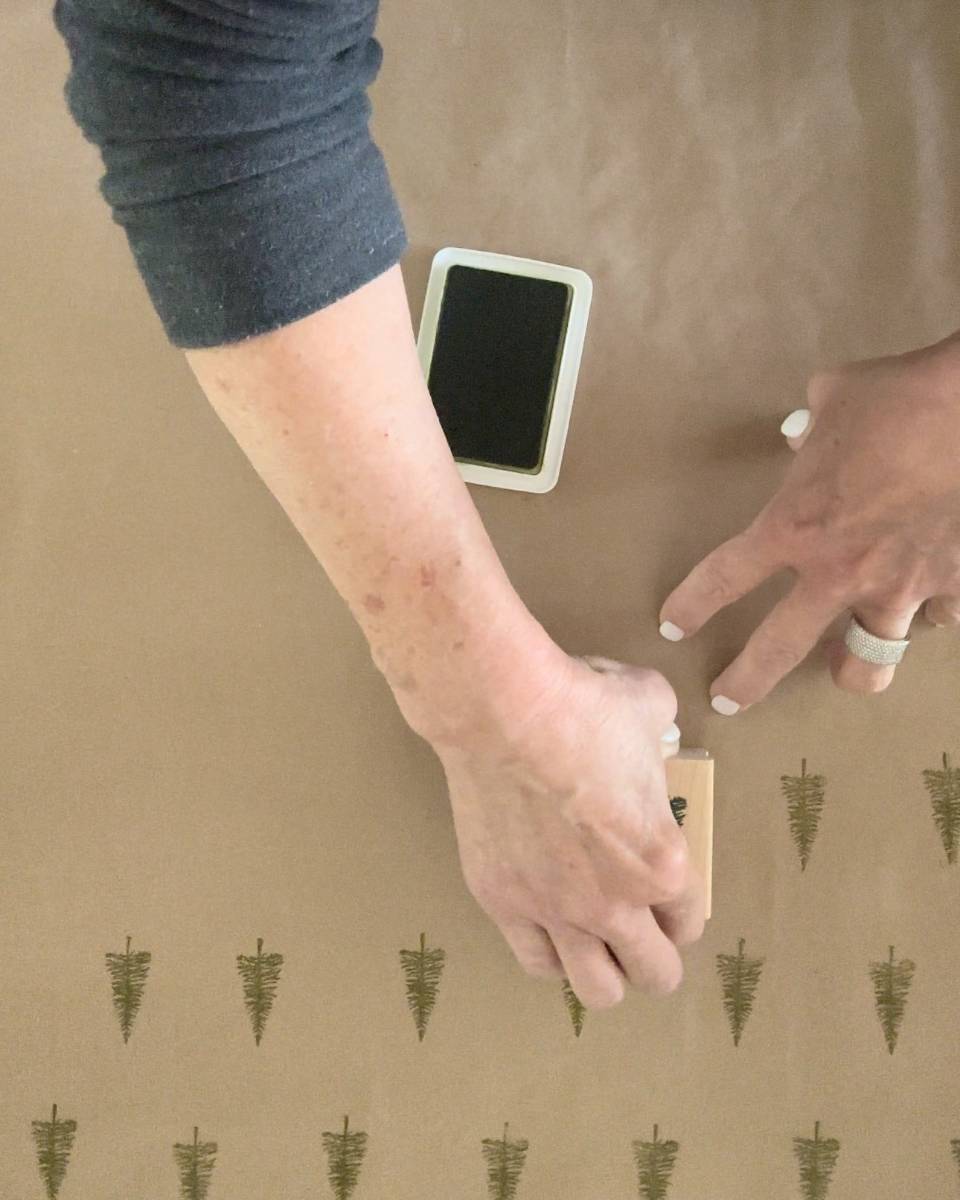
[{"xmin": 53, "ymin": 0, "xmax": 408, "ymax": 349}]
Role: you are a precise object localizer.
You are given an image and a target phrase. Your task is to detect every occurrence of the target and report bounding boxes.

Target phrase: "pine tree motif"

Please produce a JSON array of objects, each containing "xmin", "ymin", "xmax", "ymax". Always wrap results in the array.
[
  {"xmin": 922, "ymin": 752, "xmax": 960, "ymax": 865},
  {"xmin": 236, "ymin": 937, "xmax": 283, "ymax": 1045},
  {"xmin": 31, "ymin": 1104, "xmax": 77, "ymax": 1200},
  {"xmin": 950, "ymin": 1138, "xmax": 960, "ymax": 1184},
  {"xmin": 779, "ymin": 758, "xmax": 827, "ymax": 871},
  {"xmin": 105, "ymin": 934, "xmax": 151, "ymax": 1043},
  {"xmin": 669, "ymin": 796, "xmax": 687, "ymax": 827},
  {"xmin": 793, "ymin": 1121, "xmax": 840, "ymax": 1200},
  {"xmin": 481, "ymin": 1122, "xmax": 529, "ymax": 1200},
  {"xmin": 631, "ymin": 1124, "xmax": 679, "ymax": 1200},
  {"xmin": 321, "ymin": 1114, "xmax": 368, "ymax": 1200},
  {"xmin": 561, "ymin": 977, "xmax": 586, "ymax": 1037},
  {"xmin": 173, "ymin": 1126, "xmax": 217, "ymax": 1200},
  {"xmin": 869, "ymin": 945, "xmax": 915, "ymax": 1054},
  {"xmin": 399, "ymin": 931, "xmax": 446, "ymax": 1041},
  {"xmin": 716, "ymin": 937, "xmax": 764, "ymax": 1046}
]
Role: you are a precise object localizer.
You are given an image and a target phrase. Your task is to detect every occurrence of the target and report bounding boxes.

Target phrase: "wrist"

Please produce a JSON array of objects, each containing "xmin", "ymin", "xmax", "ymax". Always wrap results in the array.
[{"xmin": 386, "ymin": 606, "xmax": 572, "ymax": 753}]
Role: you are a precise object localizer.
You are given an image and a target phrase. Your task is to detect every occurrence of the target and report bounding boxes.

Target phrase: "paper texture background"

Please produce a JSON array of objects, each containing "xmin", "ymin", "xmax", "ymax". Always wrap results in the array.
[{"xmin": 3, "ymin": 1, "xmax": 960, "ymax": 1196}]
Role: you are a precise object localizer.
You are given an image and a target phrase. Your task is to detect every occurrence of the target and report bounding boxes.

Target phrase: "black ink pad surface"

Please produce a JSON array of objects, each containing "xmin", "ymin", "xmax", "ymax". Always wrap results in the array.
[{"xmin": 417, "ymin": 248, "xmax": 592, "ymax": 493}]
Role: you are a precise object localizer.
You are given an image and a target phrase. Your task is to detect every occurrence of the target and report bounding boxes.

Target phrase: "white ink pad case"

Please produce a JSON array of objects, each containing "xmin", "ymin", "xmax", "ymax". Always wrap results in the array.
[{"xmin": 416, "ymin": 247, "xmax": 592, "ymax": 493}]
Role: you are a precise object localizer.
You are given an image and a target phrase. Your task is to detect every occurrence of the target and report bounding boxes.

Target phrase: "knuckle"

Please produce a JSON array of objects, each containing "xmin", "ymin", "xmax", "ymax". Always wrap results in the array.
[
  {"xmin": 872, "ymin": 587, "xmax": 920, "ymax": 618},
  {"xmin": 697, "ymin": 557, "xmax": 737, "ymax": 606},
  {"xmin": 646, "ymin": 835, "xmax": 690, "ymax": 901},
  {"xmin": 767, "ymin": 510, "xmax": 824, "ymax": 561},
  {"xmin": 596, "ymin": 904, "xmax": 640, "ymax": 943},
  {"xmin": 632, "ymin": 669, "xmax": 678, "ymax": 721},
  {"xmin": 576, "ymin": 893, "xmax": 620, "ymax": 933},
  {"xmin": 752, "ymin": 634, "xmax": 805, "ymax": 675},
  {"xmin": 578, "ymin": 654, "xmax": 618, "ymax": 676},
  {"xmin": 537, "ymin": 886, "xmax": 583, "ymax": 930}
]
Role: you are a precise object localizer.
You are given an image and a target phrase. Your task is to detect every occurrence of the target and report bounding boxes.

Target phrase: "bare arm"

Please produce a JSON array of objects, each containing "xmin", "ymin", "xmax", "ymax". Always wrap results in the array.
[
  {"xmin": 186, "ymin": 263, "xmax": 704, "ymax": 1007},
  {"xmin": 185, "ymin": 263, "xmax": 564, "ymax": 748}
]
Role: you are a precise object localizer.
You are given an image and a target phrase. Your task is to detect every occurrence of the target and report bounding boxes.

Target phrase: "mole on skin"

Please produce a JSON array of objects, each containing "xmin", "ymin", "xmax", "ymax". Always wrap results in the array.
[{"xmin": 363, "ymin": 593, "xmax": 386, "ymax": 613}]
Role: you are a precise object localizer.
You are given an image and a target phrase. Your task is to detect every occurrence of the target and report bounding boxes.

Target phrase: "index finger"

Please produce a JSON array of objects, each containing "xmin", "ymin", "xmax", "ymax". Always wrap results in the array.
[
  {"xmin": 659, "ymin": 529, "xmax": 782, "ymax": 641},
  {"xmin": 709, "ymin": 583, "xmax": 845, "ymax": 712}
]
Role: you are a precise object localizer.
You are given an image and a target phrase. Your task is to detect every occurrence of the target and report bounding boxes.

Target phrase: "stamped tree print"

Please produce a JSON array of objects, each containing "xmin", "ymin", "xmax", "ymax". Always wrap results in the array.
[
  {"xmin": 779, "ymin": 759, "xmax": 826, "ymax": 871},
  {"xmin": 105, "ymin": 934, "xmax": 151, "ymax": 1043},
  {"xmin": 793, "ymin": 1121, "xmax": 840, "ymax": 1200},
  {"xmin": 31, "ymin": 1104, "xmax": 77, "ymax": 1200},
  {"xmin": 669, "ymin": 796, "xmax": 688, "ymax": 827},
  {"xmin": 399, "ymin": 931, "xmax": 446, "ymax": 1041},
  {"xmin": 481, "ymin": 1121, "xmax": 529, "ymax": 1200},
  {"xmin": 632, "ymin": 1124, "xmax": 679, "ymax": 1200},
  {"xmin": 236, "ymin": 937, "xmax": 284, "ymax": 1045},
  {"xmin": 321, "ymin": 1114, "xmax": 368, "ymax": 1200},
  {"xmin": 716, "ymin": 937, "xmax": 764, "ymax": 1046},
  {"xmin": 869, "ymin": 945, "xmax": 915, "ymax": 1054},
  {"xmin": 561, "ymin": 977, "xmax": 586, "ymax": 1037},
  {"xmin": 922, "ymin": 752, "xmax": 960, "ymax": 865},
  {"xmin": 174, "ymin": 1126, "xmax": 217, "ymax": 1200}
]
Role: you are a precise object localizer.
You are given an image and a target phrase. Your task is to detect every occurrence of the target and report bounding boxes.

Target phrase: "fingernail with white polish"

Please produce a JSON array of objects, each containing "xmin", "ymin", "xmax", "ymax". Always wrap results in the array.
[
  {"xmin": 780, "ymin": 408, "xmax": 811, "ymax": 439},
  {"xmin": 711, "ymin": 694, "xmax": 741, "ymax": 716},
  {"xmin": 659, "ymin": 621, "xmax": 685, "ymax": 642},
  {"xmin": 661, "ymin": 722, "xmax": 681, "ymax": 743}
]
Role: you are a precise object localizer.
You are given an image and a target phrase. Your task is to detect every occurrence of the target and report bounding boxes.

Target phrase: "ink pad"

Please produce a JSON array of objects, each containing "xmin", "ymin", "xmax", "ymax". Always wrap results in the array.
[{"xmin": 417, "ymin": 247, "xmax": 592, "ymax": 492}]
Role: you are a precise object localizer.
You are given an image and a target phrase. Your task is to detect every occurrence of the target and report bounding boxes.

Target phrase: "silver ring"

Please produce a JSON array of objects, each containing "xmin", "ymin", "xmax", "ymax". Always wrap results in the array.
[{"xmin": 844, "ymin": 615, "xmax": 910, "ymax": 666}]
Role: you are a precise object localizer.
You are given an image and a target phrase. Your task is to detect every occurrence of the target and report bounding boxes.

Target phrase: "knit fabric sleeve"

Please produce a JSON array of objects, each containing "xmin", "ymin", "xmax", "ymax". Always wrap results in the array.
[{"xmin": 52, "ymin": 0, "xmax": 408, "ymax": 349}]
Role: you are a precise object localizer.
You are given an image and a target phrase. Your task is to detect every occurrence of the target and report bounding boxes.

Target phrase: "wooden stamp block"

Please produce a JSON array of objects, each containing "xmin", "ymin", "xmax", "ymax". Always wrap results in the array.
[{"xmin": 665, "ymin": 749, "xmax": 714, "ymax": 920}]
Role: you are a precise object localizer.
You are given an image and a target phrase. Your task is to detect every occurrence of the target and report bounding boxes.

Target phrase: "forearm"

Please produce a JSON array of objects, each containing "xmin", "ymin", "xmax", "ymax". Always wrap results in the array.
[{"xmin": 185, "ymin": 265, "xmax": 565, "ymax": 747}]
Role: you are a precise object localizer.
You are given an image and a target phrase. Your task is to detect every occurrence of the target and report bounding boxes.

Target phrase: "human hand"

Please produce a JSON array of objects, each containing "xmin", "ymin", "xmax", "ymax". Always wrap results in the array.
[
  {"xmin": 659, "ymin": 328, "xmax": 960, "ymax": 711},
  {"xmin": 432, "ymin": 652, "xmax": 704, "ymax": 1009}
]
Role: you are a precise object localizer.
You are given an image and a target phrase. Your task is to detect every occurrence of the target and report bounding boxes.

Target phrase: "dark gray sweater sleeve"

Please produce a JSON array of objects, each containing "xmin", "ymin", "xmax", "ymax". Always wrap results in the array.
[{"xmin": 52, "ymin": 0, "xmax": 407, "ymax": 349}]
